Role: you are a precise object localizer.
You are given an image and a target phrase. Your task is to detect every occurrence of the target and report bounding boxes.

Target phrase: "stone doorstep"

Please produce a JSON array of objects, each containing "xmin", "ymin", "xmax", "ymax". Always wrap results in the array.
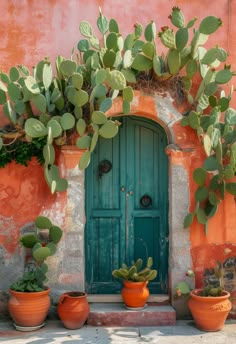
[
  {"xmin": 87, "ymin": 303, "xmax": 176, "ymax": 327},
  {"xmin": 87, "ymin": 294, "xmax": 170, "ymax": 304}
]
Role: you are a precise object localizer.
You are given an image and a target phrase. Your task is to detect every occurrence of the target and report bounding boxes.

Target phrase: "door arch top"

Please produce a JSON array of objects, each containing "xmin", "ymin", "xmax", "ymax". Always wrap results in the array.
[{"xmin": 107, "ymin": 90, "xmax": 184, "ymax": 145}]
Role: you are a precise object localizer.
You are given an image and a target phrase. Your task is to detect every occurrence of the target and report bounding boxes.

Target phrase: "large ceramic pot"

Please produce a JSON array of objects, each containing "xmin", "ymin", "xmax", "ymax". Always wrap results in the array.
[
  {"xmin": 121, "ymin": 280, "xmax": 149, "ymax": 309},
  {"xmin": 8, "ymin": 288, "xmax": 50, "ymax": 328},
  {"xmin": 188, "ymin": 289, "xmax": 232, "ymax": 331},
  {"xmin": 57, "ymin": 291, "xmax": 90, "ymax": 329}
]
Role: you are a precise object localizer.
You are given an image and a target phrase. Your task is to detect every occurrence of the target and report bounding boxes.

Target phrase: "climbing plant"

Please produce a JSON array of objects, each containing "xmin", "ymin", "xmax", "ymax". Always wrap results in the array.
[{"xmin": 0, "ymin": 7, "xmax": 235, "ymax": 231}]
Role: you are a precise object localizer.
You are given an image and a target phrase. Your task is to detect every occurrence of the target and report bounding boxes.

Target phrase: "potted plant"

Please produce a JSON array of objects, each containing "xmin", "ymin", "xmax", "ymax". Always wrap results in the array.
[
  {"xmin": 8, "ymin": 215, "xmax": 63, "ymax": 331},
  {"xmin": 175, "ymin": 263, "xmax": 232, "ymax": 331},
  {"xmin": 112, "ymin": 257, "xmax": 157, "ymax": 309}
]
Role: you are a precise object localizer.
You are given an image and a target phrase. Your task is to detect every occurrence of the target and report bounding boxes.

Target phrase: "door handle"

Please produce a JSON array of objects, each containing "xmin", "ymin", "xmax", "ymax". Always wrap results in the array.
[{"xmin": 120, "ymin": 186, "xmax": 126, "ymax": 192}]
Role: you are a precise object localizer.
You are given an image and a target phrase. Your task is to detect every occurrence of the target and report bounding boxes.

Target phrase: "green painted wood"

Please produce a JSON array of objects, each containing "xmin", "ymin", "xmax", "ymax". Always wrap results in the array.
[{"xmin": 85, "ymin": 116, "xmax": 169, "ymax": 294}]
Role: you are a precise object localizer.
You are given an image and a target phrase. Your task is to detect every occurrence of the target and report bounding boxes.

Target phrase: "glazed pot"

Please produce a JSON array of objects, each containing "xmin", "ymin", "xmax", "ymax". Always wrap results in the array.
[
  {"xmin": 188, "ymin": 289, "xmax": 232, "ymax": 331},
  {"xmin": 57, "ymin": 291, "xmax": 90, "ymax": 329},
  {"xmin": 121, "ymin": 280, "xmax": 149, "ymax": 308},
  {"xmin": 8, "ymin": 288, "xmax": 50, "ymax": 328}
]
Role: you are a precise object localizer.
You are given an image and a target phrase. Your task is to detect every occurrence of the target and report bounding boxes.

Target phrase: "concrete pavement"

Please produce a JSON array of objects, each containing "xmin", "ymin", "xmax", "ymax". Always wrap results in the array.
[{"xmin": 0, "ymin": 319, "xmax": 236, "ymax": 344}]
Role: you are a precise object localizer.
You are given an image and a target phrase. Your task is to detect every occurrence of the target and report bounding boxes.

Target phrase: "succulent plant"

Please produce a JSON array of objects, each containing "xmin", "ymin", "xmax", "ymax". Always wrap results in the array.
[
  {"xmin": 112, "ymin": 257, "xmax": 157, "ymax": 282},
  {"xmin": 175, "ymin": 262, "xmax": 225, "ymax": 297}
]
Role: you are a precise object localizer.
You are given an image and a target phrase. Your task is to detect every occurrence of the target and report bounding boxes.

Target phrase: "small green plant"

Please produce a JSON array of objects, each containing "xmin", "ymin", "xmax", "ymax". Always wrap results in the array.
[
  {"xmin": 199, "ymin": 285, "xmax": 223, "ymax": 297},
  {"xmin": 10, "ymin": 215, "xmax": 63, "ymax": 292},
  {"xmin": 175, "ymin": 262, "xmax": 225, "ymax": 297},
  {"xmin": 10, "ymin": 271, "xmax": 45, "ymax": 292},
  {"xmin": 112, "ymin": 257, "xmax": 157, "ymax": 282}
]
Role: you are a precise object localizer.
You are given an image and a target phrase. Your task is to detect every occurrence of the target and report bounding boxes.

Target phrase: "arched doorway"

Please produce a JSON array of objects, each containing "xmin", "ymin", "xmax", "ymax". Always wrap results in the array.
[{"xmin": 85, "ymin": 116, "xmax": 169, "ymax": 294}]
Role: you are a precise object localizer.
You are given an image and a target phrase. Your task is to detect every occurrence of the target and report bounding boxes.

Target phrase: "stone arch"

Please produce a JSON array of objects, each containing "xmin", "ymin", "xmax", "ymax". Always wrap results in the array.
[{"xmin": 109, "ymin": 90, "xmax": 182, "ymax": 146}]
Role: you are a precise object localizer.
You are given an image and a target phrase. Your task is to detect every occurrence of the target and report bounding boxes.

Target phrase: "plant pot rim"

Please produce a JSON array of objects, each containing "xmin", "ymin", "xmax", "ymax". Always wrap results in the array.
[
  {"xmin": 9, "ymin": 286, "xmax": 51, "ymax": 295},
  {"xmin": 123, "ymin": 280, "xmax": 148, "ymax": 286},
  {"xmin": 190, "ymin": 288, "xmax": 230, "ymax": 300},
  {"xmin": 62, "ymin": 291, "xmax": 87, "ymax": 298}
]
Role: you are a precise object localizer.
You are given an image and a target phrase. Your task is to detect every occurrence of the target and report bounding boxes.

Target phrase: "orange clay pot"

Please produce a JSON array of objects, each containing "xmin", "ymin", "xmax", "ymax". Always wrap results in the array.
[
  {"xmin": 121, "ymin": 280, "xmax": 149, "ymax": 308},
  {"xmin": 8, "ymin": 288, "xmax": 50, "ymax": 327},
  {"xmin": 57, "ymin": 292, "xmax": 90, "ymax": 329},
  {"xmin": 188, "ymin": 289, "xmax": 232, "ymax": 331}
]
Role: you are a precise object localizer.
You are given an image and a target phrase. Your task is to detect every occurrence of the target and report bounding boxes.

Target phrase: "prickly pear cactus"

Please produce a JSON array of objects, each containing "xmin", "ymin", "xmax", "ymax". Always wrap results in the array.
[
  {"xmin": 10, "ymin": 216, "xmax": 63, "ymax": 292},
  {"xmin": 21, "ymin": 216, "xmax": 62, "ymax": 280},
  {"xmin": 112, "ymin": 257, "xmax": 157, "ymax": 282},
  {"xmin": 1, "ymin": 5, "xmax": 236, "ymax": 234}
]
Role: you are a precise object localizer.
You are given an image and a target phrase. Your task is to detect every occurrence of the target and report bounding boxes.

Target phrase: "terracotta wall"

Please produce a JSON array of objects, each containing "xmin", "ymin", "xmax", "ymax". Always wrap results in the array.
[
  {"xmin": 1, "ymin": 0, "xmax": 236, "ymax": 305},
  {"xmin": 0, "ymin": 0, "xmax": 235, "ymax": 76}
]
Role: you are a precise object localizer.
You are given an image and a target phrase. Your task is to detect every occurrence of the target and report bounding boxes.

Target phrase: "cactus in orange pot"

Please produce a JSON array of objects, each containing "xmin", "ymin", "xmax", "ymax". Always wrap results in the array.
[{"xmin": 112, "ymin": 257, "xmax": 157, "ymax": 309}]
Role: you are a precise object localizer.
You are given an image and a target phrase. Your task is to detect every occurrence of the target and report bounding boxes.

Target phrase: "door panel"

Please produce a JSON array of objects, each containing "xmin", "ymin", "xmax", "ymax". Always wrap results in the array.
[{"xmin": 85, "ymin": 116, "xmax": 168, "ymax": 294}]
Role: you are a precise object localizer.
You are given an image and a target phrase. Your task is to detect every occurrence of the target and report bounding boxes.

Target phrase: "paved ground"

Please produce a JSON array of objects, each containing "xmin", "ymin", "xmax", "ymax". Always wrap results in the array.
[{"xmin": 0, "ymin": 319, "xmax": 236, "ymax": 344}]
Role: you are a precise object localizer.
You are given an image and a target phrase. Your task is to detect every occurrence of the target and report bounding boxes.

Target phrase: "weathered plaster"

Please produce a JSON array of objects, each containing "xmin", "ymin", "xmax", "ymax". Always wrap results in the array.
[
  {"xmin": 154, "ymin": 93, "xmax": 182, "ymax": 126},
  {"xmin": 50, "ymin": 162, "xmax": 86, "ymax": 293},
  {"xmin": 166, "ymin": 153, "xmax": 192, "ymax": 317}
]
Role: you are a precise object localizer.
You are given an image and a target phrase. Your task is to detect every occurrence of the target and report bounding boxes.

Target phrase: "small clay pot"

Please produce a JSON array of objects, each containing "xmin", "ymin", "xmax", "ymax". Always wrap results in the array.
[
  {"xmin": 57, "ymin": 291, "xmax": 90, "ymax": 330},
  {"xmin": 121, "ymin": 280, "xmax": 149, "ymax": 308}
]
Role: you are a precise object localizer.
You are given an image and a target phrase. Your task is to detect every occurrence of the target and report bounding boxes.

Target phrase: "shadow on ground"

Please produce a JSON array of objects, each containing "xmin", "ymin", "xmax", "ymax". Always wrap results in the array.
[{"xmin": 0, "ymin": 320, "xmax": 236, "ymax": 344}]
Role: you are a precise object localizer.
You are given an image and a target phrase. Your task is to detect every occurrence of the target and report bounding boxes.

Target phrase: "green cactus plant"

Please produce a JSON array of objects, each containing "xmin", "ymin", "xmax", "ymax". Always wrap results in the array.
[
  {"xmin": 10, "ymin": 215, "xmax": 63, "ymax": 292},
  {"xmin": 0, "ymin": 6, "xmax": 236, "ymax": 234},
  {"xmin": 175, "ymin": 262, "xmax": 225, "ymax": 298},
  {"xmin": 112, "ymin": 257, "xmax": 157, "ymax": 282}
]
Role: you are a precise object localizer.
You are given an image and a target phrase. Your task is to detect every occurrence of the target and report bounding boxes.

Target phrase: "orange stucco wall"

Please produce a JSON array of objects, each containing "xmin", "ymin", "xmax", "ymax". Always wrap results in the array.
[{"xmin": 1, "ymin": 0, "xmax": 236, "ymax": 295}]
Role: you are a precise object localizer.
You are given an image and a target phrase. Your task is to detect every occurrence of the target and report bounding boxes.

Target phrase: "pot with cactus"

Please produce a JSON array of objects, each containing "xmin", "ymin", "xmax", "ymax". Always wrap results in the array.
[
  {"xmin": 8, "ymin": 215, "xmax": 63, "ymax": 331},
  {"xmin": 175, "ymin": 263, "xmax": 232, "ymax": 331},
  {"xmin": 112, "ymin": 257, "xmax": 157, "ymax": 309}
]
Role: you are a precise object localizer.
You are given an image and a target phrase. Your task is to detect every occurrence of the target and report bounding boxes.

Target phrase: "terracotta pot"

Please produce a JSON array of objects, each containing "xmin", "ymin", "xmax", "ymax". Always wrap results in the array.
[
  {"xmin": 121, "ymin": 280, "xmax": 149, "ymax": 308},
  {"xmin": 188, "ymin": 289, "xmax": 232, "ymax": 331},
  {"xmin": 57, "ymin": 291, "xmax": 90, "ymax": 329},
  {"xmin": 8, "ymin": 288, "xmax": 50, "ymax": 327}
]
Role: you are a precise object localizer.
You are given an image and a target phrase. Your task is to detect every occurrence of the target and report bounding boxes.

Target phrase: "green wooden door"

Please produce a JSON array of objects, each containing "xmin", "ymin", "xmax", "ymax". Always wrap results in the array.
[{"xmin": 85, "ymin": 116, "xmax": 168, "ymax": 294}]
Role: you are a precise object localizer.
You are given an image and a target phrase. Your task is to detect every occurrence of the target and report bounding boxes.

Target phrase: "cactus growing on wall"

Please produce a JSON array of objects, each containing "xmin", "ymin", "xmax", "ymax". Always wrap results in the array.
[
  {"xmin": 0, "ymin": 7, "xmax": 236, "ymax": 232},
  {"xmin": 10, "ymin": 215, "xmax": 63, "ymax": 292}
]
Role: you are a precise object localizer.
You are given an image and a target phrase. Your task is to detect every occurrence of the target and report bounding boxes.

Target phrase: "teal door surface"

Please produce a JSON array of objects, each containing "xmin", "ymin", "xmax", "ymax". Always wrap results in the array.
[{"xmin": 85, "ymin": 116, "xmax": 169, "ymax": 294}]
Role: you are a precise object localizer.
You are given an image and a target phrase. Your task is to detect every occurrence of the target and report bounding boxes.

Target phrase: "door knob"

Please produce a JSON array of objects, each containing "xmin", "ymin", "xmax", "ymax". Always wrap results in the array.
[
  {"xmin": 129, "ymin": 190, "xmax": 133, "ymax": 195},
  {"xmin": 121, "ymin": 186, "xmax": 126, "ymax": 192}
]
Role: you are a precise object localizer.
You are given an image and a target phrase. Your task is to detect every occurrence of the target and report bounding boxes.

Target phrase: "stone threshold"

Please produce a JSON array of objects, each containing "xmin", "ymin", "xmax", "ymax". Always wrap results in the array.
[
  {"xmin": 87, "ymin": 302, "xmax": 176, "ymax": 326},
  {"xmin": 87, "ymin": 294, "xmax": 169, "ymax": 304}
]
